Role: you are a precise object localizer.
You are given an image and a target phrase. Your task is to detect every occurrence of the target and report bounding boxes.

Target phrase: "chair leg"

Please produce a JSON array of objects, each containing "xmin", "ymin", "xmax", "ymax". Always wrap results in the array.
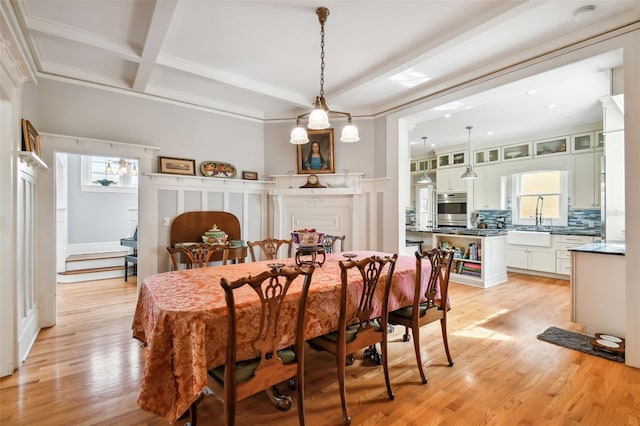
[
  {"xmin": 441, "ymin": 318, "xmax": 454, "ymax": 366},
  {"xmin": 381, "ymin": 334, "xmax": 394, "ymax": 400},
  {"xmin": 124, "ymin": 258, "xmax": 128, "ymax": 282},
  {"xmin": 402, "ymin": 325, "xmax": 411, "ymax": 342},
  {"xmin": 296, "ymin": 366, "xmax": 306, "ymax": 426},
  {"xmin": 337, "ymin": 345, "xmax": 351, "ymax": 424},
  {"xmin": 412, "ymin": 325, "xmax": 427, "ymax": 384}
]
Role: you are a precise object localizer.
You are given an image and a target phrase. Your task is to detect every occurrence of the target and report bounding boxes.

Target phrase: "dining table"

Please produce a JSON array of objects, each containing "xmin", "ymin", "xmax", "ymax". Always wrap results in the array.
[{"xmin": 131, "ymin": 250, "xmax": 435, "ymax": 423}]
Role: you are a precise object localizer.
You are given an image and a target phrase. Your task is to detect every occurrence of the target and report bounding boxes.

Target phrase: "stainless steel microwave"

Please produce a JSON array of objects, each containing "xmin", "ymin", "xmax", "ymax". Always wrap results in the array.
[{"xmin": 437, "ymin": 192, "xmax": 468, "ymax": 227}]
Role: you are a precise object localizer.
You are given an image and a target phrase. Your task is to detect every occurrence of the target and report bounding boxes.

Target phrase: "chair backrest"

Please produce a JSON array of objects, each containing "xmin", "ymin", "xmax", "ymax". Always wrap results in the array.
[
  {"xmin": 219, "ymin": 264, "xmax": 315, "ymax": 406},
  {"xmin": 414, "ymin": 248, "xmax": 454, "ymax": 312},
  {"xmin": 247, "ymin": 238, "xmax": 292, "ymax": 261},
  {"xmin": 322, "ymin": 234, "xmax": 346, "ymax": 253},
  {"xmin": 338, "ymin": 254, "xmax": 397, "ymax": 334},
  {"xmin": 167, "ymin": 243, "xmax": 229, "ymax": 270}
]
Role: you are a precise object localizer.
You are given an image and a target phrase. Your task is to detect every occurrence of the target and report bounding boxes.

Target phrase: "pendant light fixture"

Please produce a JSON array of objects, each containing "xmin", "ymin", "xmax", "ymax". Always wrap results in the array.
[
  {"xmin": 417, "ymin": 136, "xmax": 432, "ymax": 184},
  {"xmin": 460, "ymin": 126, "xmax": 478, "ymax": 180},
  {"xmin": 290, "ymin": 7, "xmax": 359, "ymax": 144}
]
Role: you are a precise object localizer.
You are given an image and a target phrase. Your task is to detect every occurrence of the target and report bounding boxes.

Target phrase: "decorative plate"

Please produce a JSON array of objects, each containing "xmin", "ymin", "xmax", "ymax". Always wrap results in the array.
[
  {"xmin": 596, "ymin": 339, "xmax": 619, "ymax": 348},
  {"xmin": 200, "ymin": 161, "xmax": 237, "ymax": 178},
  {"xmin": 600, "ymin": 334, "xmax": 622, "ymax": 343}
]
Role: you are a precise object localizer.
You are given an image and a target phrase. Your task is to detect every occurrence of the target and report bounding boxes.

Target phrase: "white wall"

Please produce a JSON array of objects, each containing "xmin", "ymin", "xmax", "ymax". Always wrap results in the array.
[
  {"xmin": 36, "ymin": 78, "xmax": 265, "ymax": 176},
  {"xmin": 66, "ymin": 154, "xmax": 136, "ymax": 244}
]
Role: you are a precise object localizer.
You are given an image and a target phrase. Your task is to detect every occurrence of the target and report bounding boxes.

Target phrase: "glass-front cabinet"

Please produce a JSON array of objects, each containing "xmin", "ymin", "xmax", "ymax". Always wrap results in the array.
[
  {"xmin": 570, "ymin": 132, "xmax": 594, "ymax": 153},
  {"xmin": 534, "ymin": 136, "xmax": 568, "ymax": 157},
  {"xmin": 474, "ymin": 147, "xmax": 500, "ymax": 165},
  {"xmin": 438, "ymin": 150, "xmax": 466, "ymax": 168},
  {"xmin": 502, "ymin": 142, "xmax": 531, "ymax": 161}
]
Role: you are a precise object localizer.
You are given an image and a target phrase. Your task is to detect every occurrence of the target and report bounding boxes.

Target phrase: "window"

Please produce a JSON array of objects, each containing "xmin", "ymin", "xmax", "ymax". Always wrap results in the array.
[
  {"xmin": 511, "ymin": 170, "xmax": 568, "ymax": 226},
  {"xmin": 81, "ymin": 155, "xmax": 138, "ymax": 193}
]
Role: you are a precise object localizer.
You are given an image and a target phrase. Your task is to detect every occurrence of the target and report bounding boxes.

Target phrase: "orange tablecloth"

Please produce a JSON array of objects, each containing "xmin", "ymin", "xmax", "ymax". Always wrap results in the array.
[{"xmin": 132, "ymin": 251, "xmax": 430, "ymax": 423}]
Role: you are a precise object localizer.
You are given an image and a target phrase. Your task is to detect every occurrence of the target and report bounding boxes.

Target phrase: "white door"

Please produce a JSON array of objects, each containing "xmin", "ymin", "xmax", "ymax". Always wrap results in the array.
[{"xmin": 17, "ymin": 164, "xmax": 40, "ymax": 363}]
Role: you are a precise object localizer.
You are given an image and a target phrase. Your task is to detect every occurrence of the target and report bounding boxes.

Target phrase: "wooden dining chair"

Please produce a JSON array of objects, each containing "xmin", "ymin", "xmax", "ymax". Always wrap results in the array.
[
  {"xmin": 167, "ymin": 243, "xmax": 229, "ymax": 270},
  {"xmin": 308, "ymin": 254, "xmax": 397, "ymax": 424},
  {"xmin": 388, "ymin": 248, "xmax": 455, "ymax": 384},
  {"xmin": 247, "ymin": 238, "xmax": 292, "ymax": 261},
  {"xmin": 187, "ymin": 264, "xmax": 316, "ymax": 426},
  {"xmin": 322, "ymin": 234, "xmax": 346, "ymax": 253}
]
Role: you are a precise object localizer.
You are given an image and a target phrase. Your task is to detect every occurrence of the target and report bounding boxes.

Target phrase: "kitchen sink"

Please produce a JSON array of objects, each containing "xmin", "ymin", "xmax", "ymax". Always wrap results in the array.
[{"xmin": 506, "ymin": 230, "xmax": 551, "ymax": 247}]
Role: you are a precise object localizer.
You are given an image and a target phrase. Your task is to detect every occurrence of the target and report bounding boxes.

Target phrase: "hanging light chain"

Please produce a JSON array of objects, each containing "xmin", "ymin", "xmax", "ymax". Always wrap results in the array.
[{"xmin": 318, "ymin": 8, "xmax": 326, "ymax": 99}]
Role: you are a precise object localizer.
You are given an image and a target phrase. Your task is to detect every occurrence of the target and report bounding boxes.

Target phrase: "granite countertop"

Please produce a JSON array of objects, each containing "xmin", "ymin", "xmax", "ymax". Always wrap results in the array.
[
  {"xmin": 568, "ymin": 240, "xmax": 626, "ymax": 255},
  {"xmin": 406, "ymin": 226, "xmax": 601, "ymax": 237}
]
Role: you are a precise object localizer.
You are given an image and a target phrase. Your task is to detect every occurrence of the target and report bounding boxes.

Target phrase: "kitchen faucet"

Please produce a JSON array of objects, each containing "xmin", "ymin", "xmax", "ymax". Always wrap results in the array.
[{"xmin": 535, "ymin": 196, "xmax": 544, "ymax": 229}]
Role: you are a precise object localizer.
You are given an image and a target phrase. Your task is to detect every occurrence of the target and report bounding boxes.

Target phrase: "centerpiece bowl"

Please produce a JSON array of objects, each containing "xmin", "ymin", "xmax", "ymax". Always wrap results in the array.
[{"xmin": 291, "ymin": 229, "xmax": 325, "ymax": 248}]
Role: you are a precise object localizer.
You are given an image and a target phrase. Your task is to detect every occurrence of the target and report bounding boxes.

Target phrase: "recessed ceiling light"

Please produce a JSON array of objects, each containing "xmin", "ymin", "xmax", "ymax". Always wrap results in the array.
[
  {"xmin": 434, "ymin": 101, "xmax": 464, "ymax": 111},
  {"xmin": 487, "ymin": 131, "xmax": 494, "ymax": 136},
  {"xmin": 444, "ymin": 113, "xmax": 451, "ymax": 118},
  {"xmin": 547, "ymin": 104, "xmax": 556, "ymax": 109},
  {"xmin": 430, "ymin": 143, "xmax": 436, "ymax": 148},
  {"xmin": 527, "ymin": 89, "xmax": 538, "ymax": 95},
  {"xmin": 573, "ymin": 5, "xmax": 595, "ymax": 22},
  {"xmin": 464, "ymin": 106, "xmax": 472, "ymax": 110}
]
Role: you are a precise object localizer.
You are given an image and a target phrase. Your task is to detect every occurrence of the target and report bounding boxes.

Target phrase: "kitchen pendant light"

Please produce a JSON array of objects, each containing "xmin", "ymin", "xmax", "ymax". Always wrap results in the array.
[
  {"xmin": 290, "ymin": 7, "xmax": 359, "ymax": 144},
  {"xmin": 460, "ymin": 126, "xmax": 478, "ymax": 180},
  {"xmin": 417, "ymin": 136, "xmax": 432, "ymax": 184}
]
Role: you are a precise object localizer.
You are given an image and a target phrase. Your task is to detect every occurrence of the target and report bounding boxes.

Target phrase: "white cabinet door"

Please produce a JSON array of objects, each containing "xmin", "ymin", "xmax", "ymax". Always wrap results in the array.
[
  {"xmin": 572, "ymin": 153, "xmax": 601, "ymax": 209},
  {"xmin": 436, "ymin": 167, "xmax": 467, "ymax": 192},
  {"xmin": 473, "ymin": 165, "xmax": 501, "ymax": 210},
  {"xmin": 506, "ymin": 247, "xmax": 528, "ymax": 269},
  {"xmin": 528, "ymin": 249, "xmax": 556, "ymax": 273}
]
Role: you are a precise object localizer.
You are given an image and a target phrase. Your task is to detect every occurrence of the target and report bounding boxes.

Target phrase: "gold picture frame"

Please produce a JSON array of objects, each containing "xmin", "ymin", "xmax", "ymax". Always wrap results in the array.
[
  {"xmin": 21, "ymin": 119, "xmax": 41, "ymax": 157},
  {"xmin": 158, "ymin": 156, "xmax": 196, "ymax": 175},
  {"xmin": 242, "ymin": 171, "xmax": 258, "ymax": 180},
  {"xmin": 297, "ymin": 128, "xmax": 335, "ymax": 174}
]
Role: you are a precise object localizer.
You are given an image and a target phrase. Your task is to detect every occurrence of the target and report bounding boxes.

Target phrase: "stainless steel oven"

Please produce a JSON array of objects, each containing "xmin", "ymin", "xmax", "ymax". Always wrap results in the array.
[{"xmin": 437, "ymin": 192, "xmax": 468, "ymax": 227}]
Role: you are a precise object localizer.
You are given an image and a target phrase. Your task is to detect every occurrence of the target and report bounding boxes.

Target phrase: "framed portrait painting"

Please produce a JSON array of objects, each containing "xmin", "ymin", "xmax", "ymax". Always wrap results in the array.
[
  {"xmin": 297, "ymin": 128, "xmax": 335, "ymax": 174},
  {"xmin": 21, "ymin": 119, "xmax": 41, "ymax": 157}
]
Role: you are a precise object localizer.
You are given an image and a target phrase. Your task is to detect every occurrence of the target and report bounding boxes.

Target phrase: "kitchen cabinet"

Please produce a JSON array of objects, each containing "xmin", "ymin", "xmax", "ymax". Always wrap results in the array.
[
  {"xmin": 411, "ymin": 156, "xmax": 437, "ymax": 173},
  {"xmin": 502, "ymin": 142, "xmax": 531, "ymax": 161},
  {"xmin": 555, "ymin": 235, "xmax": 595, "ymax": 275},
  {"xmin": 436, "ymin": 166, "xmax": 467, "ymax": 193},
  {"xmin": 570, "ymin": 132, "xmax": 594, "ymax": 153},
  {"xmin": 533, "ymin": 136, "xmax": 568, "ymax": 157},
  {"xmin": 472, "ymin": 165, "xmax": 501, "ymax": 210},
  {"xmin": 506, "ymin": 242, "xmax": 555, "ymax": 273},
  {"xmin": 572, "ymin": 152, "xmax": 602, "ymax": 209},
  {"xmin": 432, "ymin": 233, "xmax": 507, "ymax": 288},
  {"xmin": 474, "ymin": 147, "xmax": 500, "ymax": 165},
  {"xmin": 438, "ymin": 151, "xmax": 466, "ymax": 168}
]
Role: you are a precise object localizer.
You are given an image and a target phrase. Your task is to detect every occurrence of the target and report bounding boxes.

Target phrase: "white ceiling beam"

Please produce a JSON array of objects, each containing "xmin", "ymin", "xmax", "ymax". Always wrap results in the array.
[
  {"xmin": 22, "ymin": 13, "xmax": 140, "ymax": 62},
  {"xmin": 132, "ymin": 0, "xmax": 178, "ymax": 92},
  {"xmin": 156, "ymin": 53, "xmax": 311, "ymax": 108}
]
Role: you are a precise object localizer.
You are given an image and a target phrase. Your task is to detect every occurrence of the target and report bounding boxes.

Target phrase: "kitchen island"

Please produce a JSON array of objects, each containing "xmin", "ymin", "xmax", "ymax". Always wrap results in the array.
[
  {"xmin": 431, "ymin": 232, "xmax": 508, "ymax": 288},
  {"xmin": 570, "ymin": 240, "xmax": 626, "ymax": 338}
]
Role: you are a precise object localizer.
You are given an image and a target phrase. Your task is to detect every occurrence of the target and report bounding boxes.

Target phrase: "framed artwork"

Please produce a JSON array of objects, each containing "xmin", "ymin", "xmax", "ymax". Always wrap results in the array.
[
  {"xmin": 297, "ymin": 128, "xmax": 335, "ymax": 174},
  {"xmin": 242, "ymin": 171, "xmax": 258, "ymax": 180},
  {"xmin": 21, "ymin": 119, "xmax": 41, "ymax": 157},
  {"xmin": 158, "ymin": 156, "xmax": 196, "ymax": 175}
]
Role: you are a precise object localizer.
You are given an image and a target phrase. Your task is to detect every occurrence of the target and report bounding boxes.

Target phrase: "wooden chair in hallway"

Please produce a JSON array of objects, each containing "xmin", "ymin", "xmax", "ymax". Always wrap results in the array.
[
  {"xmin": 388, "ymin": 248, "xmax": 455, "ymax": 384},
  {"xmin": 308, "ymin": 254, "xmax": 397, "ymax": 424},
  {"xmin": 187, "ymin": 264, "xmax": 316, "ymax": 426},
  {"xmin": 247, "ymin": 238, "xmax": 292, "ymax": 261}
]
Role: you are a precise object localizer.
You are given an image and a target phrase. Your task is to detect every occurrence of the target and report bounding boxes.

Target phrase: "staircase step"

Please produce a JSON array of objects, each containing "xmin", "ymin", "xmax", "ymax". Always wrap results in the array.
[
  {"xmin": 59, "ymin": 265, "xmax": 124, "ymax": 275},
  {"xmin": 66, "ymin": 251, "xmax": 128, "ymax": 262}
]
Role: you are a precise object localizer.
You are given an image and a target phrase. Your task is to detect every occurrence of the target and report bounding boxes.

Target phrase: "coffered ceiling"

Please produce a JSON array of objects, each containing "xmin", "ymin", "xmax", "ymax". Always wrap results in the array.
[{"xmin": 8, "ymin": 1, "xmax": 640, "ymax": 153}]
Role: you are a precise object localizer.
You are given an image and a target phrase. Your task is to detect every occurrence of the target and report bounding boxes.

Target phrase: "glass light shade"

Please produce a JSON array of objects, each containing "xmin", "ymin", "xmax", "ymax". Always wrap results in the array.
[
  {"xmin": 290, "ymin": 126, "xmax": 309, "ymax": 145},
  {"xmin": 131, "ymin": 165, "xmax": 138, "ymax": 176},
  {"xmin": 460, "ymin": 165, "xmax": 478, "ymax": 180},
  {"xmin": 106, "ymin": 162, "xmax": 113, "ymax": 174},
  {"xmin": 307, "ymin": 108, "xmax": 330, "ymax": 129},
  {"xmin": 417, "ymin": 172, "xmax": 432, "ymax": 184},
  {"xmin": 118, "ymin": 165, "xmax": 128, "ymax": 175},
  {"xmin": 340, "ymin": 124, "xmax": 360, "ymax": 142}
]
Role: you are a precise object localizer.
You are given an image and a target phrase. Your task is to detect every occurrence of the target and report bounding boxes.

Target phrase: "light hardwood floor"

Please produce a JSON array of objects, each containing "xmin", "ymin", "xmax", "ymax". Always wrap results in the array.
[{"xmin": 1, "ymin": 273, "xmax": 639, "ymax": 425}]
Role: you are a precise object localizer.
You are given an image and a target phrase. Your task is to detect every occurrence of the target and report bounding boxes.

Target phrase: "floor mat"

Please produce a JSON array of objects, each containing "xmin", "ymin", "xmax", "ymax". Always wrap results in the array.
[{"xmin": 537, "ymin": 326, "xmax": 624, "ymax": 363}]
